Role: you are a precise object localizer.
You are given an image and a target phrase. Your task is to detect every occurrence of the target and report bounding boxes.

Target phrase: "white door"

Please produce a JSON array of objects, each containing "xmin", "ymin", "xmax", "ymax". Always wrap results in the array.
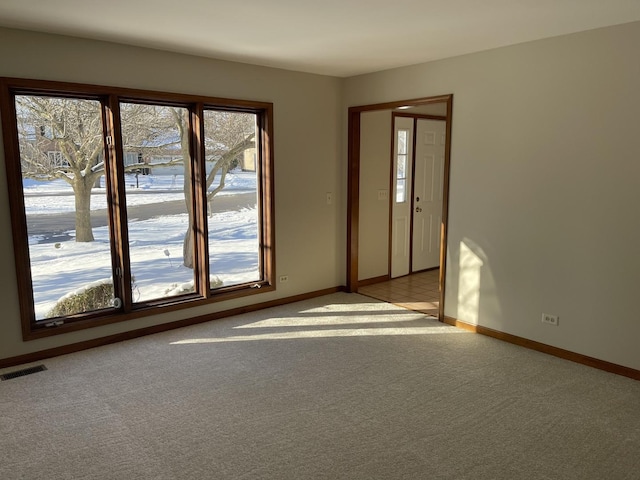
[
  {"xmin": 391, "ymin": 117, "xmax": 413, "ymax": 278},
  {"xmin": 412, "ymin": 119, "xmax": 446, "ymax": 271}
]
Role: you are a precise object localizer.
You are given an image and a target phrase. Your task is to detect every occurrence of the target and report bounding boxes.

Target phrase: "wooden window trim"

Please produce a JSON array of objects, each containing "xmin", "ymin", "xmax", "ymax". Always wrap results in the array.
[{"xmin": 0, "ymin": 77, "xmax": 275, "ymax": 340}]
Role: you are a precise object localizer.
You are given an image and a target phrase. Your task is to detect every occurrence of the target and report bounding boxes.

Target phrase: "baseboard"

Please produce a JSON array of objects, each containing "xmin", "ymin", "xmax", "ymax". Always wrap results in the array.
[
  {"xmin": 443, "ymin": 316, "xmax": 640, "ymax": 381},
  {"xmin": 0, "ymin": 286, "xmax": 346, "ymax": 370},
  {"xmin": 6, "ymin": 297, "xmax": 637, "ymax": 381},
  {"xmin": 357, "ymin": 275, "xmax": 390, "ymax": 287}
]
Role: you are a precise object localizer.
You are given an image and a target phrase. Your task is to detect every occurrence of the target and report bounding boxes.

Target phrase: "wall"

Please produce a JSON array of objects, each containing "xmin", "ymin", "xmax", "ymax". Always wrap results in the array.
[
  {"xmin": 345, "ymin": 21, "xmax": 640, "ymax": 370},
  {"xmin": 358, "ymin": 110, "xmax": 391, "ymax": 280},
  {"xmin": 0, "ymin": 28, "xmax": 344, "ymax": 361}
]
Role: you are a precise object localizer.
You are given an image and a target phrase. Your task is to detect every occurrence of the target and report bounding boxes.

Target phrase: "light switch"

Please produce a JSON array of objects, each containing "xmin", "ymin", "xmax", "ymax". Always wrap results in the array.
[{"xmin": 326, "ymin": 192, "xmax": 333, "ymax": 205}]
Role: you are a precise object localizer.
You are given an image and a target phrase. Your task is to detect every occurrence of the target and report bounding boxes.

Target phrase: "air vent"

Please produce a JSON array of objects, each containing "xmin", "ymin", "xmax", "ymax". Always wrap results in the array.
[{"xmin": 0, "ymin": 365, "xmax": 47, "ymax": 381}]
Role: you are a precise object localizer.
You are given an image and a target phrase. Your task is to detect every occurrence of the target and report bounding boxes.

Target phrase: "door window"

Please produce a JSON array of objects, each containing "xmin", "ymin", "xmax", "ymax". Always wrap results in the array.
[{"xmin": 396, "ymin": 129, "xmax": 409, "ymax": 203}]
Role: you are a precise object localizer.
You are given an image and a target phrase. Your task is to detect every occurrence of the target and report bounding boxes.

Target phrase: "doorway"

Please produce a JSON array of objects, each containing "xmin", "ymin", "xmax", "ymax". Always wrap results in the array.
[
  {"xmin": 347, "ymin": 95, "xmax": 453, "ymax": 320},
  {"xmin": 358, "ymin": 270, "xmax": 440, "ymax": 317}
]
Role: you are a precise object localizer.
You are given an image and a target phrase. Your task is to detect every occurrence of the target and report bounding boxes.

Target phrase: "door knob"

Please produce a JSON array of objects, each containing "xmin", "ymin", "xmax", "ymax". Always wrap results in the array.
[{"xmin": 415, "ymin": 206, "xmax": 422, "ymax": 213}]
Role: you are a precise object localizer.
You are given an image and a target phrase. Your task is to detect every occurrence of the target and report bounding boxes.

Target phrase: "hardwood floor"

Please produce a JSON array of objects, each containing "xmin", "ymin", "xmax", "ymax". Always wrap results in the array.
[{"xmin": 358, "ymin": 269, "xmax": 440, "ymax": 317}]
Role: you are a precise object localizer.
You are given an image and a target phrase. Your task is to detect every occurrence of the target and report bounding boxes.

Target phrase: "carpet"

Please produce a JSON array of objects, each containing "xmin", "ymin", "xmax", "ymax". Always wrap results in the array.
[{"xmin": 1, "ymin": 292, "xmax": 639, "ymax": 479}]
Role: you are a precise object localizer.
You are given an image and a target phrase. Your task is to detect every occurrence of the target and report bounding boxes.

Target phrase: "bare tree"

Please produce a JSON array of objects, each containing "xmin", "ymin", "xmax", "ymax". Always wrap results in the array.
[
  {"xmin": 181, "ymin": 110, "xmax": 255, "ymax": 268},
  {"xmin": 16, "ymin": 98, "xmax": 192, "ymax": 242},
  {"xmin": 17, "ymin": 96, "xmax": 105, "ymax": 242},
  {"xmin": 16, "ymin": 96, "xmax": 256, "ymax": 269}
]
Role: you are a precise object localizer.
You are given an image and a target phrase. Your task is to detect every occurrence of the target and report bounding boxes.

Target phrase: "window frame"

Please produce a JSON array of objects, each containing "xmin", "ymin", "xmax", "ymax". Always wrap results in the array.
[{"xmin": 0, "ymin": 78, "xmax": 275, "ymax": 340}]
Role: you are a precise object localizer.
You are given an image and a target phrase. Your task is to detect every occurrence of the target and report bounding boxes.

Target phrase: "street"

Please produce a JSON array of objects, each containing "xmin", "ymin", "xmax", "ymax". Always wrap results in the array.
[{"xmin": 26, "ymin": 192, "xmax": 257, "ymax": 236}]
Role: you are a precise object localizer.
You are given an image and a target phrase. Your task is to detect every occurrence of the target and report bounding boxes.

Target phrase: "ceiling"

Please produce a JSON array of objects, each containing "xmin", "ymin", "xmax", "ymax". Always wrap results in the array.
[{"xmin": 1, "ymin": 0, "xmax": 640, "ymax": 77}]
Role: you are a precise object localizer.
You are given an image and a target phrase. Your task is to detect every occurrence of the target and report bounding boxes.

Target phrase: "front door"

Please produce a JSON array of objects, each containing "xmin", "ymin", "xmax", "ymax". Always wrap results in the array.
[
  {"xmin": 391, "ymin": 116, "xmax": 446, "ymax": 277},
  {"xmin": 412, "ymin": 118, "xmax": 446, "ymax": 271},
  {"xmin": 391, "ymin": 117, "xmax": 413, "ymax": 278}
]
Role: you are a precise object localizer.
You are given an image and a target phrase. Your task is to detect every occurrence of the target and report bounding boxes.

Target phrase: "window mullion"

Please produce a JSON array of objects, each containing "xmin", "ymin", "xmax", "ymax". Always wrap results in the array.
[
  {"xmin": 191, "ymin": 103, "xmax": 210, "ymax": 297},
  {"xmin": 102, "ymin": 95, "xmax": 133, "ymax": 311}
]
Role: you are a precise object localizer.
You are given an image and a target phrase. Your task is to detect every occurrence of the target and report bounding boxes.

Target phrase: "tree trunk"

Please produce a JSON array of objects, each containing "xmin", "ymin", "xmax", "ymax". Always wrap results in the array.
[
  {"xmin": 74, "ymin": 177, "xmax": 94, "ymax": 242},
  {"xmin": 183, "ymin": 156, "xmax": 194, "ymax": 268},
  {"xmin": 183, "ymin": 228, "xmax": 194, "ymax": 269},
  {"xmin": 177, "ymin": 110, "xmax": 195, "ymax": 269}
]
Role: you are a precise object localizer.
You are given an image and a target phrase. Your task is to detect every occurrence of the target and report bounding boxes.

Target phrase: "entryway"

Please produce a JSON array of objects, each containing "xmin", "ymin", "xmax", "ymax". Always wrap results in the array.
[
  {"xmin": 347, "ymin": 95, "xmax": 453, "ymax": 320},
  {"xmin": 358, "ymin": 269, "xmax": 439, "ymax": 317}
]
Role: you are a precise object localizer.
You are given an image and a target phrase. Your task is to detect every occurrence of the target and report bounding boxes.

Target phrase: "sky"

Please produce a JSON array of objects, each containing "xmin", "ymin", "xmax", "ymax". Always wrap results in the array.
[{"xmin": 23, "ymin": 171, "xmax": 259, "ymax": 320}]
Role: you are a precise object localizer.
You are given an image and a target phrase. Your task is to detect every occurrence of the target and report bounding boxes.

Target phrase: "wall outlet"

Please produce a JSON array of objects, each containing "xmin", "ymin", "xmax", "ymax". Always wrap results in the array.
[
  {"xmin": 541, "ymin": 313, "xmax": 559, "ymax": 326},
  {"xmin": 279, "ymin": 275, "xmax": 289, "ymax": 283}
]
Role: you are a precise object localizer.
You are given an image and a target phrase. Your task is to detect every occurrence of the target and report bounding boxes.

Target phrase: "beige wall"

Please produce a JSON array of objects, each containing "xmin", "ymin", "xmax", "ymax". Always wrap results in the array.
[
  {"xmin": 3, "ymin": 20, "xmax": 640, "ymax": 373},
  {"xmin": 358, "ymin": 110, "xmax": 392, "ymax": 280},
  {"xmin": 0, "ymin": 28, "xmax": 344, "ymax": 360},
  {"xmin": 345, "ymin": 21, "xmax": 640, "ymax": 370}
]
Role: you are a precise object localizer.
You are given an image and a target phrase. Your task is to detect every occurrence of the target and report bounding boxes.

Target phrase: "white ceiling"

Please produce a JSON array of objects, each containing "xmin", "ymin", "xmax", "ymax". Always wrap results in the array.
[{"xmin": 1, "ymin": 0, "xmax": 640, "ymax": 77}]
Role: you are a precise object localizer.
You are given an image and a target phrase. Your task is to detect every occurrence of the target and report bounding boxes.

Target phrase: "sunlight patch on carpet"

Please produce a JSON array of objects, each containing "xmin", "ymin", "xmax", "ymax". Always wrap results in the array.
[{"xmin": 170, "ymin": 325, "xmax": 468, "ymax": 344}]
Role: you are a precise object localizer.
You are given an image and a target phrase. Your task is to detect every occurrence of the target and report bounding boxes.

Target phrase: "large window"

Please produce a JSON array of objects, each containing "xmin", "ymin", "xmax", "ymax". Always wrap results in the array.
[{"xmin": 0, "ymin": 78, "xmax": 274, "ymax": 339}]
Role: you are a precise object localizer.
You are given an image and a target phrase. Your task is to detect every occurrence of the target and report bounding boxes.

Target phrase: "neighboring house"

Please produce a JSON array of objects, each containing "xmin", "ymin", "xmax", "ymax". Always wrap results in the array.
[
  {"xmin": 123, "ymin": 152, "xmax": 151, "ymax": 175},
  {"xmin": 24, "ymin": 128, "xmax": 245, "ymax": 177},
  {"xmin": 242, "ymin": 147, "xmax": 257, "ymax": 172},
  {"xmin": 45, "ymin": 151, "xmax": 68, "ymax": 170},
  {"xmin": 20, "ymin": 127, "xmax": 70, "ymax": 173}
]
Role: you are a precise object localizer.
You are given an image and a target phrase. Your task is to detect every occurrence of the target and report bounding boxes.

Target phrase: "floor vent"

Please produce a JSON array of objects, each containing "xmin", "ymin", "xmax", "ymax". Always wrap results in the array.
[{"xmin": 0, "ymin": 365, "xmax": 47, "ymax": 381}]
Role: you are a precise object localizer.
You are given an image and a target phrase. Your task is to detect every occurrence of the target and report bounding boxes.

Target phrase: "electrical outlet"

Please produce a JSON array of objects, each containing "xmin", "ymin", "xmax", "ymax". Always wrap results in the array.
[
  {"xmin": 541, "ymin": 313, "xmax": 559, "ymax": 326},
  {"xmin": 279, "ymin": 275, "xmax": 289, "ymax": 283}
]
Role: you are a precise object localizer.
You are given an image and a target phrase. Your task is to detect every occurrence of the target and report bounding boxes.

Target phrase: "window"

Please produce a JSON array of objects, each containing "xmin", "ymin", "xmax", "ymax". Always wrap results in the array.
[
  {"xmin": 396, "ymin": 129, "xmax": 409, "ymax": 203},
  {"xmin": 203, "ymin": 109, "xmax": 262, "ymax": 289},
  {"xmin": 46, "ymin": 151, "xmax": 68, "ymax": 169},
  {"xmin": 0, "ymin": 78, "xmax": 274, "ymax": 339}
]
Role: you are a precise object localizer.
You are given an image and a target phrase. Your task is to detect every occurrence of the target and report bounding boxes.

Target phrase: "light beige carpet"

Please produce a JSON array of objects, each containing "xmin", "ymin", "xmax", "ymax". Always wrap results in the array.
[{"xmin": 1, "ymin": 292, "xmax": 639, "ymax": 479}]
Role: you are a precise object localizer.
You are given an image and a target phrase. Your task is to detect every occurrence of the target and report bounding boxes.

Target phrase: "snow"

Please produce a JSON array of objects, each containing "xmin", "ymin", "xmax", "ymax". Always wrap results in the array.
[
  {"xmin": 23, "ymin": 171, "xmax": 260, "ymax": 320},
  {"xmin": 23, "ymin": 171, "xmax": 254, "ymax": 214}
]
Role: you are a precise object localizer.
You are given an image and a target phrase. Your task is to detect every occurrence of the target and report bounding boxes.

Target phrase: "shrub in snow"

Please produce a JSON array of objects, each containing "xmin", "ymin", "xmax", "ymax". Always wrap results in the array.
[
  {"xmin": 47, "ymin": 275, "xmax": 222, "ymax": 317},
  {"xmin": 47, "ymin": 278, "xmax": 116, "ymax": 317},
  {"xmin": 164, "ymin": 275, "xmax": 223, "ymax": 295}
]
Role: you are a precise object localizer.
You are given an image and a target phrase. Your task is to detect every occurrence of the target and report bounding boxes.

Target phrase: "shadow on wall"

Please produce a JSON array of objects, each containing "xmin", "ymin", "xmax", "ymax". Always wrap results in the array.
[{"xmin": 447, "ymin": 238, "xmax": 502, "ymax": 328}]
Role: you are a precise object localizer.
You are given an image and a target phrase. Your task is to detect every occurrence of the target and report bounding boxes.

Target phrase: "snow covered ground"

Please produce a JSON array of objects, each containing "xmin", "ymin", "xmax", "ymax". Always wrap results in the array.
[
  {"xmin": 23, "ymin": 171, "xmax": 255, "ymax": 214},
  {"xmin": 23, "ymin": 171, "xmax": 259, "ymax": 319}
]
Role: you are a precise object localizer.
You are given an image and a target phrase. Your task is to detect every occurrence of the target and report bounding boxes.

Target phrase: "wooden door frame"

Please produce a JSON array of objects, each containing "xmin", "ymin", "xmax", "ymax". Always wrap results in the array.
[{"xmin": 347, "ymin": 94, "xmax": 453, "ymax": 321}]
